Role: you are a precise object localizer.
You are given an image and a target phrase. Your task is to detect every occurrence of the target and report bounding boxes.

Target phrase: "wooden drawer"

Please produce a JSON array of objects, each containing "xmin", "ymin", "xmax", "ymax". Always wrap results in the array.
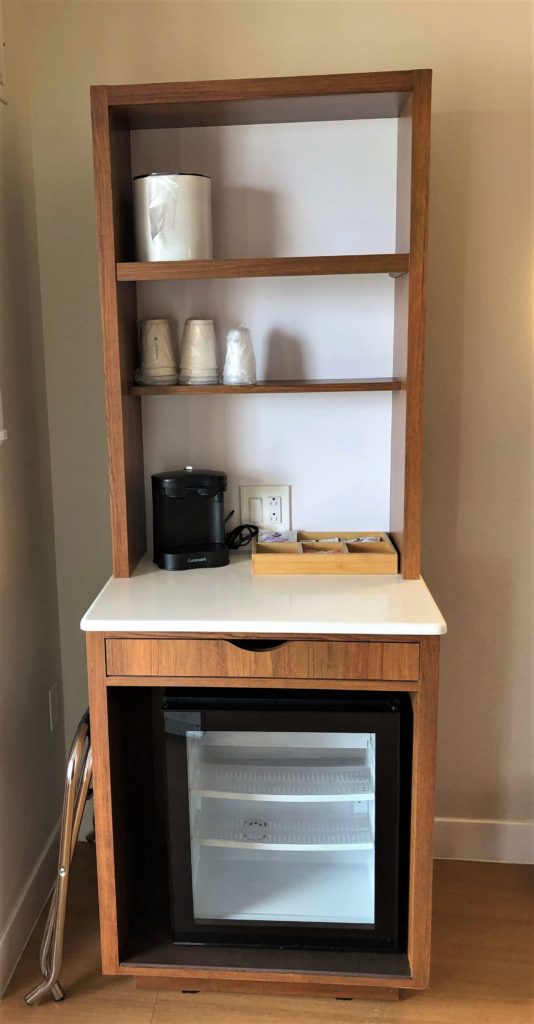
[{"xmin": 105, "ymin": 638, "xmax": 419, "ymax": 681}]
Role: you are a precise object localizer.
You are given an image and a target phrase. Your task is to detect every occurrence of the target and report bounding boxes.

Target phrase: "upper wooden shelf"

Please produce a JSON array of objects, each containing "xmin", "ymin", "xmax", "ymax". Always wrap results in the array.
[
  {"xmin": 117, "ymin": 254, "xmax": 409, "ymax": 282},
  {"xmin": 102, "ymin": 71, "xmax": 416, "ymax": 129},
  {"xmin": 132, "ymin": 379, "xmax": 402, "ymax": 396}
]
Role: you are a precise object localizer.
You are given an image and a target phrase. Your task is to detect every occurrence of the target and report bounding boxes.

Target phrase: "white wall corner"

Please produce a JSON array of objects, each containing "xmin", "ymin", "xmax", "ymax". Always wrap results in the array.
[
  {"xmin": 0, "ymin": 819, "xmax": 60, "ymax": 998},
  {"xmin": 434, "ymin": 816, "xmax": 534, "ymax": 864}
]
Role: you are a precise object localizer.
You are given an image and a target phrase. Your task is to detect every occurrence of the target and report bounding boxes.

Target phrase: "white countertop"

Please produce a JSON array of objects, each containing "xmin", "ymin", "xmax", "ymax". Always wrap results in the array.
[{"xmin": 81, "ymin": 553, "xmax": 446, "ymax": 636}]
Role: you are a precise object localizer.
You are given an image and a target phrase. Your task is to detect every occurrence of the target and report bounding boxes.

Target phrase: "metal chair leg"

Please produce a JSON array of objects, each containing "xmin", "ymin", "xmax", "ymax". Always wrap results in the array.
[
  {"xmin": 38, "ymin": 740, "xmax": 93, "ymax": 1002},
  {"xmin": 25, "ymin": 712, "xmax": 93, "ymax": 1006}
]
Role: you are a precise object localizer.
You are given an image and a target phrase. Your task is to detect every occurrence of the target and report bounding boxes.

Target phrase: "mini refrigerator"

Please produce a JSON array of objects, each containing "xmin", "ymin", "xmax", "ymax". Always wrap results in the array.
[{"xmin": 162, "ymin": 689, "xmax": 411, "ymax": 952}]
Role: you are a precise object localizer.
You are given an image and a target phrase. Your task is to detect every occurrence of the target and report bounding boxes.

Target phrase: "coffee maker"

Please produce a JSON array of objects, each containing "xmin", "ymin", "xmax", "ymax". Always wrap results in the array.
[{"xmin": 152, "ymin": 467, "xmax": 229, "ymax": 571}]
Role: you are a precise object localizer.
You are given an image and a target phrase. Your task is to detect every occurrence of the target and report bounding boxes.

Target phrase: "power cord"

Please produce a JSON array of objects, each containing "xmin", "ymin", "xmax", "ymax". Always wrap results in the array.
[{"xmin": 225, "ymin": 510, "xmax": 259, "ymax": 550}]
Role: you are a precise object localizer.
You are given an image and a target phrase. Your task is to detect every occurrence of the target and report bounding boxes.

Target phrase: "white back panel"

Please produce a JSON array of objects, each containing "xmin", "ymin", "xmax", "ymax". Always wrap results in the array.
[
  {"xmin": 131, "ymin": 120, "xmax": 397, "ymax": 540},
  {"xmin": 142, "ymin": 392, "xmax": 392, "ymax": 539},
  {"xmin": 136, "ymin": 274, "xmax": 395, "ymax": 379},
  {"xmin": 130, "ymin": 119, "xmax": 398, "ymax": 257}
]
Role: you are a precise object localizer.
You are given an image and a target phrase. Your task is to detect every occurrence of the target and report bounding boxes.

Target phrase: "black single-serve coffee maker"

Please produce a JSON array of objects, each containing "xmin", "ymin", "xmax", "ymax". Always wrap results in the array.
[{"xmin": 152, "ymin": 467, "xmax": 229, "ymax": 570}]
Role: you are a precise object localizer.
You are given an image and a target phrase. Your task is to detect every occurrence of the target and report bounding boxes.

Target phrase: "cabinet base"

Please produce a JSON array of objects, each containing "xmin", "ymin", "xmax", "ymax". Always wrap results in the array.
[{"xmin": 135, "ymin": 974, "xmax": 400, "ymax": 1000}]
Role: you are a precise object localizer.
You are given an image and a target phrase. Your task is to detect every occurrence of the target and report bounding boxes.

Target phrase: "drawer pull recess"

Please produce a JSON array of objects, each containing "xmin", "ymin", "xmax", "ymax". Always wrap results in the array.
[{"xmin": 227, "ymin": 639, "xmax": 288, "ymax": 653}]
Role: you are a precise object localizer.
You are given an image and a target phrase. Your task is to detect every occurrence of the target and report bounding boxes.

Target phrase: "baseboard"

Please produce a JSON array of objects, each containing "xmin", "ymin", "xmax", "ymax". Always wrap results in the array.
[
  {"xmin": 0, "ymin": 819, "xmax": 60, "ymax": 997},
  {"xmin": 434, "ymin": 816, "xmax": 534, "ymax": 864}
]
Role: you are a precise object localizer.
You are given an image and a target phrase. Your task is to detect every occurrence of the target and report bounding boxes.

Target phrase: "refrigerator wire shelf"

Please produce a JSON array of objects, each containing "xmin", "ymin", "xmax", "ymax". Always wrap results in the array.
[
  {"xmin": 191, "ymin": 762, "xmax": 374, "ymax": 802},
  {"xmin": 194, "ymin": 813, "xmax": 374, "ymax": 851}
]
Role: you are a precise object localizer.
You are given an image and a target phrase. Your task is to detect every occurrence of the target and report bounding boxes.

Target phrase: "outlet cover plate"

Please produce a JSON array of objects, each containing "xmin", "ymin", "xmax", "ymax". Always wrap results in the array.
[{"xmin": 239, "ymin": 485, "xmax": 291, "ymax": 531}]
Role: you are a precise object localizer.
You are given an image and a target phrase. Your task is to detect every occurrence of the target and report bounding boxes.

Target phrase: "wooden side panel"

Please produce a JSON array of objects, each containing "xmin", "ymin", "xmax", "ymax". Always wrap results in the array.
[
  {"xmin": 407, "ymin": 635, "xmax": 440, "ymax": 987},
  {"xmin": 105, "ymin": 638, "xmax": 420, "ymax": 681},
  {"xmin": 392, "ymin": 70, "xmax": 432, "ymax": 579},
  {"xmin": 86, "ymin": 633, "xmax": 121, "ymax": 973},
  {"xmin": 390, "ymin": 281, "xmax": 409, "ymax": 569},
  {"xmin": 91, "ymin": 87, "xmax": 145, "ymax": 577},
  {"xmin": 390, "ymin": 96, "xmax": 412, "ymax": 572}
]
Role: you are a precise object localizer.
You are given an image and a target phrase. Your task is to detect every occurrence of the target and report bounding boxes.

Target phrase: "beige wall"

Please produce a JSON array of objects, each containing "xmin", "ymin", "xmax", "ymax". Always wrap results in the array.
[
  {"xmin": 0, "ymin": 3, "xmax": 65, "ymax": 993},
  {"xmin": 12, "ymin": 1, "xmax": 532, "ymax": 828}
]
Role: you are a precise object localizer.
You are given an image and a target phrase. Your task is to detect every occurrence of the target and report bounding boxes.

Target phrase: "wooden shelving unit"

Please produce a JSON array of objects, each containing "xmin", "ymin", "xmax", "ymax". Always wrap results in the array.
[
  {"xmin": 116, "ymin": 254, "xmax": 409, "ymax": 281},
  {"xmin": 87, "ymin": 66, "xmax": 440, "ymax": 1008},
  {"xmin": 132, "ymin": 378, "xmax": 402, "ymax": 396},
  {"xmin": 91, "ymin": 68, "xmax": 431, "ymax": 580}
]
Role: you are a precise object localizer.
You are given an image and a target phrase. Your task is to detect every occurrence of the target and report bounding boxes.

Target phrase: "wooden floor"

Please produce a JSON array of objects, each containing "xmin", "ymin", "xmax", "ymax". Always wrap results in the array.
[{"xmin": 1, "ymin": 846, "xmax": 532, "ymax": 1023}]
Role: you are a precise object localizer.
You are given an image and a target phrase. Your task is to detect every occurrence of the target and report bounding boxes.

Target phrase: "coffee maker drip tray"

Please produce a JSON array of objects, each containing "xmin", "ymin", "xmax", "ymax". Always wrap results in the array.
[{"xmin": 155, "ymin": 542, "xmax": 229, "ymax": 572}]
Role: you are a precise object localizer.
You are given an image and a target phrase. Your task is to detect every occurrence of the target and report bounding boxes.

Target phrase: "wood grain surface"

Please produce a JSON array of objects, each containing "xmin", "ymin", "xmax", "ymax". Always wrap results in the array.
[
  {"xmin": 106, "ymin": 70, "xmax": 415, "ymax": 106},
  {"xmin": 117, "ymin": 254, "xmax": 409, "ymax": 281},
  {"xmin": 390, "ymin": 91, "xmax": 412, "ymax": 575},
  {"xmin": 104, "ymin": 637, "xmax": 420, "ymax": 681},
  {"xmin": 135, "ymin": 977, "xmax": 400, "ymax": 999},
  {"xmin": 90, "ymin": 86, "xmax": 145, "ymax": 577},
  {"xmin": 105, "ymin": 71, "xmax": 415, "ymax": 129},
  {"xmin": 85, "ymin": 632, "xmax": 121, "ymax": 973},
  {"xmin": 398, "ymin": 69, "xmax": 432, "ymax": 578},
  {"xmin": 104, "ymin": 675, "xmax": 419, "ymax": 692},
  {"xmin": 407, "ymin": 636, "xmax": 440, "ymax": 986},
  {"xmin": 131, "ymin": 378, "xmax": 402, "ymax": 396}
]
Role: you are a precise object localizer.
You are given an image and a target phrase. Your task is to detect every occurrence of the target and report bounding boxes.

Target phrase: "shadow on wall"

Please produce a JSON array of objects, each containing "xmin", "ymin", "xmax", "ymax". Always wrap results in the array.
[
  {"xmin": 264, "ymin": 329, "xmax": 308, "ymax": 380},
  {"xmin": 422, "ymin": 109, "xmax": 533, "ymax": 822},
  {"xmin": 215, "ymin": 186, "xmax": 281, "ymax": 259}
]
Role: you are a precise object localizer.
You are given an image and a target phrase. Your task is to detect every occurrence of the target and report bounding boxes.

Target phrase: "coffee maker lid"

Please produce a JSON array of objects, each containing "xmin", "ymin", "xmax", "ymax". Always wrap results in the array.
[{"xmin": 152, "ymin": 467, "xmax": 227, "ymax": 490}]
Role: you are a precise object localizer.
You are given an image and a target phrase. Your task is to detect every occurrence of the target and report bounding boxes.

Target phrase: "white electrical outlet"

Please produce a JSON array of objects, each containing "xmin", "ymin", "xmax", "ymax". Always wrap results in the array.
[
  {"xmin": 239, "ymin": 485, "xmax": 291, "ymax": 531},
  {"xmin": 267, "ymin": 496, "xmax": 282, "ymax": 524},
  {"xmin": 48, "ymin": 683, "xmax": 61, "ymax": 732}
]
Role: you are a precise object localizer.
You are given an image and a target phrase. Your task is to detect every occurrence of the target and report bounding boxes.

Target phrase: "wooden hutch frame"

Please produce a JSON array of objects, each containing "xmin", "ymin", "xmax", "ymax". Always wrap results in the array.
[
  {"xmin": 87, "ymin": 70, "xmax": 439, "ymax": 1003},
  {"xmin": 91, "ymin": 68, "xmax": 431, "ymax": 580}
]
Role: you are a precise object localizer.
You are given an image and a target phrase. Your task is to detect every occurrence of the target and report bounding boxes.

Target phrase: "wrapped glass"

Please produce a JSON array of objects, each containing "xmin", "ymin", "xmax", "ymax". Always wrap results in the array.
[{"xmin": 223, "ymin": 325, "xmax": 257, "ymax": 386}]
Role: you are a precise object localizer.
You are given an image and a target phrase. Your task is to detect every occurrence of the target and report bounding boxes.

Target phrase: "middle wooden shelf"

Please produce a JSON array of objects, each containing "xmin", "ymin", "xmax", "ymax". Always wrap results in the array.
[
  {"xmin": 117, "ymin": 253, "xmax": 409, "ymax": 282},
  {"xmin": 131, "ymin": 377, "xmax": 402, "ymax": 395}
]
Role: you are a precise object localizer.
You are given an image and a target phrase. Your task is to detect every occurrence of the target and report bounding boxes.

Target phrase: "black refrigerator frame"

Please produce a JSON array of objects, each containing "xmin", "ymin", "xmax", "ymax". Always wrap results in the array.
[{"xmin": 161, "ymin": 688, "xmax": 412, "ymax": 954}]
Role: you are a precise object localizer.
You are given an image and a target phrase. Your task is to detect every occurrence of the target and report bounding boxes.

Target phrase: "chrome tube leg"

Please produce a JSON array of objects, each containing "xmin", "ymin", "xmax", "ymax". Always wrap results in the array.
[
  {"xmin": 69, "ymin": 746, "xmax": 93, "ymax": 860},
  {"xmin": 25, "ymin": 715, "xmax": 92, "ymax": 1006},
  {"xmin": 37, "ymin": 889, "xmax": 58, "ymax": 979},
  {"xmin": 39, "ymin": 746, "xmax": 93, "ymax": 1003}
]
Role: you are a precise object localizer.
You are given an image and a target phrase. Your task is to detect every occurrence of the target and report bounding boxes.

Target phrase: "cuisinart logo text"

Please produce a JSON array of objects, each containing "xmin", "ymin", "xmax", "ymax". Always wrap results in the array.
[{"xmin": 187, "ymin": 556, "xmax": 207, "ymax": 564}]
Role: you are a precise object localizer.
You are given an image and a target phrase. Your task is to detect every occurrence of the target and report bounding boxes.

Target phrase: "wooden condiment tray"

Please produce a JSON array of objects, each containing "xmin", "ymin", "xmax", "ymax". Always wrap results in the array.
[{"xmin": 252, "ymin": 532, "xmax": 398, "ymax": 575}]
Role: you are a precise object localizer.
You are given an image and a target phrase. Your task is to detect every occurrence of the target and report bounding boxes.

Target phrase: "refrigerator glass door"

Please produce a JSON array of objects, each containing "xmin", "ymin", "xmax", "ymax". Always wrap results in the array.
[
  {"xmin": 187, "ymin": 730, "xmax": 376, "ymax": 925},
  {"xmin": 163, "ymin": 694, "xmax": 406, "ymax": 951}
]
